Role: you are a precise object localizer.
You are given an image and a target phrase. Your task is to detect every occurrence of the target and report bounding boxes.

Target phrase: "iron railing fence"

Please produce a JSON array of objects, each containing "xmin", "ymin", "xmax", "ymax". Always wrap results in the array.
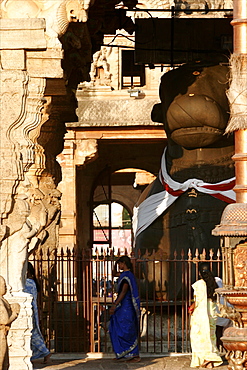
[{"xmin": 29, "ymin": 247, "xmax": 222, "ymax": 354}]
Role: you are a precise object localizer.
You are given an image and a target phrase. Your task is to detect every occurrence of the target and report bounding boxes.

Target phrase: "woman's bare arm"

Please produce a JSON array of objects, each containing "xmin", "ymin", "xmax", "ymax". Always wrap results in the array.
[
  {"xmin": 114, "ymin": 283, "xmax": 129, "ymax": 305},
  {"xmin": 110, "ymin": 282, "xmax": 129, "ymax": 314}
]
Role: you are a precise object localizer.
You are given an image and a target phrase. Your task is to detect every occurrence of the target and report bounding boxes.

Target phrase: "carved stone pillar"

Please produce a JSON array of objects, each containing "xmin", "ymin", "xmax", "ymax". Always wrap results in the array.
[
  {"xmin": 0, "ymin": 16, "xmax": 69, "ymax": 368},
  {"xmin": 0, "ymin": 17, "xmax": 48, "ymax": 370}
]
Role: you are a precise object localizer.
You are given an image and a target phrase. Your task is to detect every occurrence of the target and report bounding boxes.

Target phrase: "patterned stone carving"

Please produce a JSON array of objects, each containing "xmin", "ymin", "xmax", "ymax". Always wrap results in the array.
[
  {"xmin": 0, "ymin": 71, "xmax": 29, "ymax": 217},
  {"xmin": 0, "ymin": 70, "xmax": 47, "ymax": 221}
]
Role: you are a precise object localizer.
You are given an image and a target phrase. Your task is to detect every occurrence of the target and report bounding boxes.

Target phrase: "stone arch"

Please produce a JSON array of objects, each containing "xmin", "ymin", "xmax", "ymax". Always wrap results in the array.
[
  {"xmin": 88, "ymin": 164, "xmax": 158, "ymax": 251},
  {"xmin": 68, "ymin": 137, "xmax": 163, "ymax": 248}
]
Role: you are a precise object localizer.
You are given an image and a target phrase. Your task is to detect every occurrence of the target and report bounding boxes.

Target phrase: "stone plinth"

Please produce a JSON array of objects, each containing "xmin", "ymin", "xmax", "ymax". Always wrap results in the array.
[{"xmin": 6, "ymin": 293, "xmax": 33, "ymax": 370}]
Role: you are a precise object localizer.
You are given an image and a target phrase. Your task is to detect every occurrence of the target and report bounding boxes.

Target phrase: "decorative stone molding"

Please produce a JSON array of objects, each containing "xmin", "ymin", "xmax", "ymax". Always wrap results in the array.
[{"xmin": 75, "ymin": 99, "xmax": 161, "ymax": 126}]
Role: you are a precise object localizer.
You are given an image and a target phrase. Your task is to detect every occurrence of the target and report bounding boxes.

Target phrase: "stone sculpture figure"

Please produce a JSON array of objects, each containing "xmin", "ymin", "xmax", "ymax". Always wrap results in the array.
[
  {"xmin": 226, "ymin": 350, "xmax": 247, "ymax": 370},
  {"xmin": 217, "ymin": 300, "xmax": 243, "ymax": 328},
  {"xmin": 89, "ymin": 46, "xmax": 112, "ymax": 86},
  {"xmin": 0, "ymin": 192, "xmax": 40, "ymax": 292},
  {"xmin": 27, "ymin": 187, "xmax": 48, "ymax": 238},
  {"xmin": 134, "ymin": 61, "xmax": 235, "ymax": 300},
  {"xmin": 0, "ymin": 276, "xmax": 20, "ymax": 370},
  {"xmin": 39, "ymin": 176, "xmax": 62, "ymax": 252}
]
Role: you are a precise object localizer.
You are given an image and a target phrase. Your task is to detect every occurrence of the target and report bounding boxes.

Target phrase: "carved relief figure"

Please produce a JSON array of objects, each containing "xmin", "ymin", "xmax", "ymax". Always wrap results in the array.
[
  {"xmin": 27, "ymin": 187, "xmax": 48, "ymax": 242},
  {"xmin": 39, "ymin": 176, "xmax": 62, "ymax": 252},
  {"xmin": 90, "ymin": 46, "xmax": 112, "ymax": 86},
  {"xmin": 0, "ymin": 276, "xmax": 20, "ymax": 370},
  {"xmin": 0, "ymin": 192, "xmax": 40, "ymax": 292},
  {"xmin": 226, "ymin": 350, "xmax": 247, "ymax": 370},
  {"xmin": 134, "ymin": 61, "xmax": 235, "ymax": 299},
  {"xmin": 234, "ymin": 245, "xmax": 247, "ymax": 288}
]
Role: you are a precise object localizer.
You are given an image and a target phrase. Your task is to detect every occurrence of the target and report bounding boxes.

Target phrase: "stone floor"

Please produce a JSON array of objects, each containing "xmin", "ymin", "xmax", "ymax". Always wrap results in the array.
[{"xmin": 32, "ymin": 353, "xmax": 229, "ymax": 370}]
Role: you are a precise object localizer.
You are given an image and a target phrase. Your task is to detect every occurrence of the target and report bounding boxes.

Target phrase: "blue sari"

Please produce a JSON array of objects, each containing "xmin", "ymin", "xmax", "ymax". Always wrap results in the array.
[
  {"xmin": 24, "ymin": 278, "xmax": 50, "ymax": 360},
  {"xmin": 109, "ymin": 270, "xmax": 140, "ymax": 359}
]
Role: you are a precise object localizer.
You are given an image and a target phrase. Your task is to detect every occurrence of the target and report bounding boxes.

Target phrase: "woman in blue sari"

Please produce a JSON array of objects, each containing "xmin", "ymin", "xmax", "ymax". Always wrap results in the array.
[
  {"xmin": 24, "ymin": 262, "xmax": 51, "ymax": 364},
  {"xmin": 109, "ymin": 256, "xmax": 141, "ymax": 363}
]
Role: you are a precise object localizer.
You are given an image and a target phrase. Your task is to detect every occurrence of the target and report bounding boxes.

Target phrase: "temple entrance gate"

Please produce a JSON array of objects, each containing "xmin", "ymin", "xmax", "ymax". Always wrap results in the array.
[{"xmin": 29, "ymin": 247, "xmax": 222, "ymax": 354}]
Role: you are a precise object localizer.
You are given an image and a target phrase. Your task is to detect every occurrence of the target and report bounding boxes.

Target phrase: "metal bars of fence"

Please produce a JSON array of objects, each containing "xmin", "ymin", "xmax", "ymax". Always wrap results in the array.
[{"xmin": 29, "ymin": 247, "xmax": 222, "ymax": 355}]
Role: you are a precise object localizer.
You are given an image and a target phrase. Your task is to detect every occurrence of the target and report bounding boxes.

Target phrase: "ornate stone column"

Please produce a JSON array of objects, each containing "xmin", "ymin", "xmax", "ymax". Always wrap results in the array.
[
  {"xmin": 0, "ymin": 16, "xmax": 67, "ymax": 369},
  {"xmin": 0, "ymin": 19, "xmax": 48, "ymax": 369},
  {"xmin": 212, "ymin": 1, "xmax": 247, "ymax": 369}
]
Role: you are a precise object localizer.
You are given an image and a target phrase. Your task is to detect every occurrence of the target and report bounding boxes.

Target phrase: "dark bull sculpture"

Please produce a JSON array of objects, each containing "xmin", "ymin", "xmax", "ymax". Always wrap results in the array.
[{"xmin": 134, "ymin": 61, "xmax": 235, "ymax": 300}]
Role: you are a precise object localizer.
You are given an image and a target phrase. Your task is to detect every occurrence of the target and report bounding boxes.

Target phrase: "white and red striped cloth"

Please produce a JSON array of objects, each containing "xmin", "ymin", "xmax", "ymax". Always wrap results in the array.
[{"xmin": 133, "ymin": 148, "xmax": 236, "ymax": 238}]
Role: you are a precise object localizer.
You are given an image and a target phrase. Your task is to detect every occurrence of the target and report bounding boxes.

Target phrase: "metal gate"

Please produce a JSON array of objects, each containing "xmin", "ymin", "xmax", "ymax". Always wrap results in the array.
[{"xmin": 29, "ymin": 247, "xmax": 222, "ymax": 354}]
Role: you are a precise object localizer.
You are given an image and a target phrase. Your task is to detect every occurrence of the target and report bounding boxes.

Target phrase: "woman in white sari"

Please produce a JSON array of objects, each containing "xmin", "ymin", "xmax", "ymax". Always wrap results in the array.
[{"xmin": 188, "ymin": 263, "xmax": 222, "ymax": 369}]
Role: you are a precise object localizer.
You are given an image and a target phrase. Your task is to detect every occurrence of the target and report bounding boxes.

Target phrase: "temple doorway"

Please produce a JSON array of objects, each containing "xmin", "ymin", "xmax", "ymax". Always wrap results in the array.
[{"xmin": 64, "ymin": 138, "xmax": 167, "ymax": 252}]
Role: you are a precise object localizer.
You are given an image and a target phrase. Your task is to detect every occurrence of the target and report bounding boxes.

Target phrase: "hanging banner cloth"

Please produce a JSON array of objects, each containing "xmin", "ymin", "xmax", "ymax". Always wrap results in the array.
[{"xmin": 133, "ymin": 148, "xmax": 236, "ymax": 238}]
